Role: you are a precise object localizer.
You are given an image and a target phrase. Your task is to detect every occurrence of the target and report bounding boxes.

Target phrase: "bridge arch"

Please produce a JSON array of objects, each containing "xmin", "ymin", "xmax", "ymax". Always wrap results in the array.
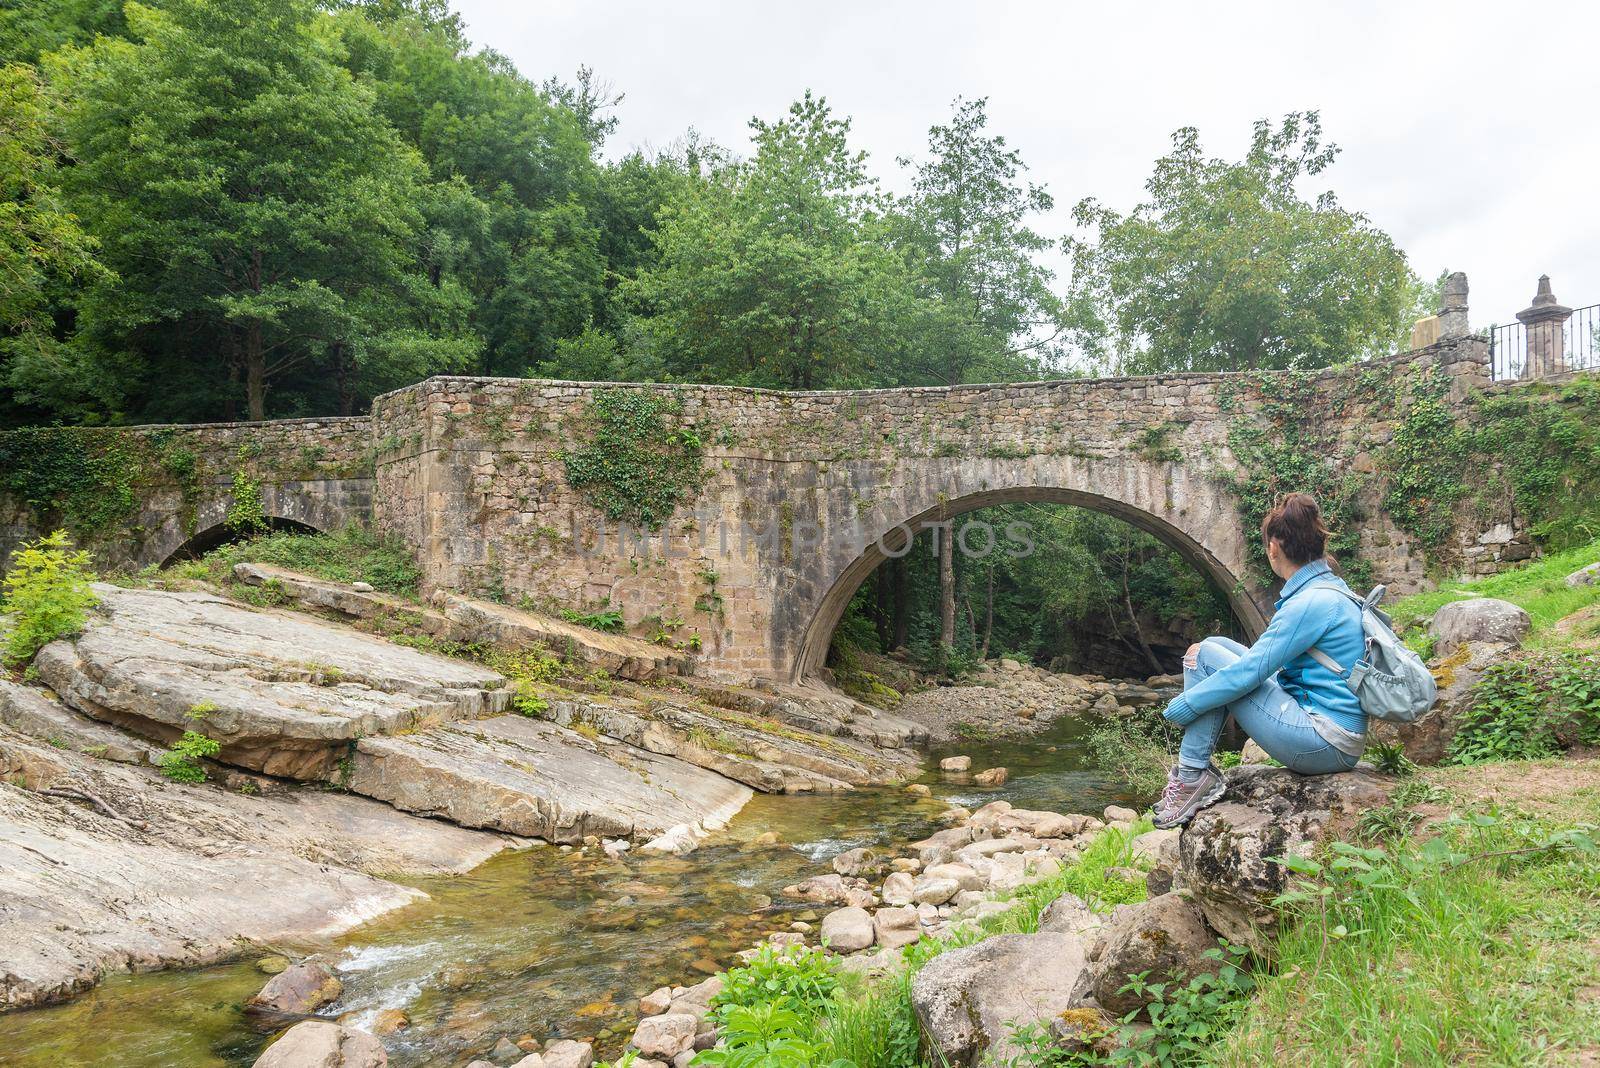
[
  {"xmin": 781, "ymin": 453, "xmax": 1268, "ymax": 682},
  {"xmin": 149, "ymin": 483, "xmax": 353, "ymax": 568}
]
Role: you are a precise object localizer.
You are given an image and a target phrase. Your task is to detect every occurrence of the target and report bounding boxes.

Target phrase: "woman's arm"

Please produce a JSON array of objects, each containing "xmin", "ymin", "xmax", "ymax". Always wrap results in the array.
[{"xmin": 1161, "ymin": 591, "xmax": 1334, "ymax": 725}]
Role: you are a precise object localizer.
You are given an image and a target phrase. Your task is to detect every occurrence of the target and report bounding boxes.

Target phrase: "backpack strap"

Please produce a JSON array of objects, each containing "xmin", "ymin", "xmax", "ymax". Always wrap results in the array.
[
  {"xmin": 1303, "ymin": 582, "xmax": 1367, "ymax": 682},
  {"xmin": 1307, "ymin": 646, "xmax": 1348, "ymax": 677}
]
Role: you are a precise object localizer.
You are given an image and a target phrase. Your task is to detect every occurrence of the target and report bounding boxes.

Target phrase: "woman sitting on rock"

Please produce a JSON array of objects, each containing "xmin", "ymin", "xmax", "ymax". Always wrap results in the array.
[{"xmin": 1151, "ymin": 492, "xmax": 1367, "ymax": 829}]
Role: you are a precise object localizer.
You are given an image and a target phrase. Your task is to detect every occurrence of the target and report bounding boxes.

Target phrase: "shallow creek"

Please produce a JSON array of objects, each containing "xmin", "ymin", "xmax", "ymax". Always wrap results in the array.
[{"xmin": 0, "ymin": 717, "xmax": 1137, "ymax": 1067}]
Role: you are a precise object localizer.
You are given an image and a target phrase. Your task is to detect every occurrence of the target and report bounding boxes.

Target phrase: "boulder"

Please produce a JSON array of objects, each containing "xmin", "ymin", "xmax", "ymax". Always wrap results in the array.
[
  {"xmin": 939, "ymin": 755, "xmax": 972, "ymax": 773},
  {"xmin": 973, "ymin": 767, "xmax": 1008, "ymax": 787},
  {"xmin": 630, "ymin": 1014, "xmax": 698, "ymax": 1058},
  {"xmin": 252, "ymin": 1021, "xmax": 386, "ymax": 1067},
  {"xmin": 1049, "ymin": 1006, "xmax": 1121, "ymax": 1058},
  {"xmin": 910, "ymin": 932, "xmax": 1088, "ymax": 1066},
  {"xmin": 1077, "ymin": 893, "xmax": 1221, "ymax": 1017},
  {"xmin": 1178, "ymin": 766, "xmax": 1391, "ymax": 954},
  {"xmin": 1567, "ymin": 562, "xmax": 1600, "ymax": 588},
  {"xmin": 1239, "ymin": 739, "xmax": 1270, "ymax": 764},
  {"xmin": 540, "ymin": 1040, "xmax": 594, "ymax": 1068},
  {"xmin": 1432, "ymin": 598, "xmax": 1530, "ymax": 655},
  {"xmin": 1103, "ymin": 805, "xmax": 1138, "ymax": 823},
  {"xmin": 821, "ymin": 906, "xmax": 875, "ymax": 952},
  {"xmin": 639, "ymin": 986, "xmax": 673, "ymax": 1015},
  {"xmin": 246, "ymin": 960, "xmax": 343, "ymax": 1016}
]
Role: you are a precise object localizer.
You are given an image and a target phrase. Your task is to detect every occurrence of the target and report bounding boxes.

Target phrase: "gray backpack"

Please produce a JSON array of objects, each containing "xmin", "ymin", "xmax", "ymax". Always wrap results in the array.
[{"xmin": 1307, "ymin": 583, "xmax": 1437, "ymax": 723}]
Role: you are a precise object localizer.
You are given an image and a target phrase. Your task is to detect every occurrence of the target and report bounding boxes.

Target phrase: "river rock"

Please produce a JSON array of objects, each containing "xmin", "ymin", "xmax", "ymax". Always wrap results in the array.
[
  {"xmin": 252, "ymin": 1021, "xmax": 387, "ymax": 1067},
  {"xmin": 1432, "ymin": 597, "xmax": 1530, "ymax": 655},
  {"xmin": 881, "ymin": 871, "xmax": 915, "ymax": 906},
  {"xmin": 873, "ymin": 905, "xmax": 922, "ymax": 949},
  {"xmin": 821, "ymin": 906, "xmax": 875, "ymax": 952},
  {"xmin": 639, "ymin": 986, "xmax": 673, "ymax": 1015},
  {"xmin": 923, "ymin": 862, "xmax": 984, "ymax": 892},
  {"xmin": 973, "ymin": 767, "xmax": 1008, "ymax": 786},
  {"xmin": 1179, "ymin": 766, "xmax": 1391, "ymax": 954},
  {"xmin": 939, "ymin": 755, "xmax": 972, "ymax": 772},
  {"xmin": 540, "ymin": 1040, "xmax": 594, "ymax": 1068},
  {"xmin": 1103, "ymin": 805, "xmax": 1138, "ymax": 823},
  {"xmin": 631, "ymin": 1014, "xmax": 698, "ymax": 1058},
  {"xmin": 1239, "ymin": 739, "xmax": 1271, "ymax": 764},
  {"xmin": 1037, "ymin": 892, "xmax": 1103, "ymax": 937},
  {"xmin": 912, "ymin": 876, "xmax": 961, "ymax": 906},
  {"xmin": 1129, "ymin": 828, "xmax": 1179, "ymax": 864},
  {"xmin": 832, "ymin": 847, "xmax": 885, "ymax": 877},
  {"xmin": 1077, "ymin": 892, "xmax": 1221, "ymax": 1016},
  {"xmin": 1568, "ymin": 562, "xmax": 1600, "ymax": 587},
  {"xmin": 910, "ymin": 932, "xmax": 1089, "ymax": 1066},
  {"xmin": 782, "ymin": 873, "xmax": 852, "ymax": 904},
  {"xmin": 247, "ymin": 960, "xmax": 342, "ymax": 1016}
]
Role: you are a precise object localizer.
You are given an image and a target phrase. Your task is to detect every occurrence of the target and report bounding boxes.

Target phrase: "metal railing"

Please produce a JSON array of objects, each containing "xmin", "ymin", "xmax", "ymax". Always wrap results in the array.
[{"xmin": 1489, "ymin": 303, "xmax": 1600, "ymax": 381}]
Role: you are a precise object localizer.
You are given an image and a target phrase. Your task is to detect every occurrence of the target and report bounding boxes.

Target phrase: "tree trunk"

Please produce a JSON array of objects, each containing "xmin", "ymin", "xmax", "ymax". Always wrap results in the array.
[
  {"xmin": 979, "ymin": 564, "xmax": 994, "ymax": 660},
  {"xmin": 332, "ymin": 341, "xmax": 355, "ymax": 417},
  {"xmin": 938, "ymin": 522, "xmax": 956, "ymax": 650},
  {"xmin": 1119, "ymin": 540, "xmax": 1164, "ymax": 676},
  {"xmin": 873, "ymin": 563, "xmax": 893, "ymax": 650},
  {"xmin": 891, "ymin": 557, "xmax": 910, "ymax": 651},
  {"xmin": 245, "ymin": 321, "xmax": 266, "ymax": 421}
]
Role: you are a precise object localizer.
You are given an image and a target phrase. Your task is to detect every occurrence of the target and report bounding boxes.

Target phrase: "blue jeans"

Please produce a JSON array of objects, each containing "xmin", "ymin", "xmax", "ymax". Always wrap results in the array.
[{"xmin": 1172, "ymin": 636, "xmax": 1360, "ymax": 775}]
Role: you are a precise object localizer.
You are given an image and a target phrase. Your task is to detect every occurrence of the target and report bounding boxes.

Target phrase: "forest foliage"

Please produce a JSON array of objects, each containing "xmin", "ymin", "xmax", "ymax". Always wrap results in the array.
[{"xmin": 1, "ymin": 0, "xmax": 1432, "ymax": 674}]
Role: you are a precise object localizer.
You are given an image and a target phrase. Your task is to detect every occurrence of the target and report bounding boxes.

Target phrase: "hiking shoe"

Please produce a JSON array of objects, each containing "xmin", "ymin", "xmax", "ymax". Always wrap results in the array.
[{"xmin": 1150, "ymin": 764, "xmax": 1226, "ymax": 829}]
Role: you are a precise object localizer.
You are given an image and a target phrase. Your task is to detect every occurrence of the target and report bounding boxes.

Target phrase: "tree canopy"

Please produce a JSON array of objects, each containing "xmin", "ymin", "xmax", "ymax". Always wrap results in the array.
[{"xmin": 1066, "ymin": 112, "xmax": 1420, "ymax": 374}]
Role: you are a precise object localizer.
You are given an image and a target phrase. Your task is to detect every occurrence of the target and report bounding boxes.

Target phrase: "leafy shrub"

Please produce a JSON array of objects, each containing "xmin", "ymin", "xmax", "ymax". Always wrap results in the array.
[
  {"xmin": 1447, "ymin": 653, "xmax": 1600, "ymax": 765},
  {"xmin": 710, "ymin": 943, "xmax": 839, "ymax": 1025},
  {"xmin": 2, "ymin": 530, "xmax": 99, "ymax": 666},
  {"xmin": 195, "ymin": 525, "xmax": 422, "ymax": 597},
  {"xmin": 562, "ymin": 605, "xmax": 626, "ymax": 632},
  {"xmin": 1364, "ymin": 739, "xmax": 1416, "ymax": 777},
  {"xmin": 694, "ymin": 1002, "xmax": 847, "ymax": 1068},
  {"xmin": 1111, "ymin": 943, "xmax": 1256, "ymax": 1065},
  {"xmin": 1086, "ymin": 710, "xmax": 1178, "ymax": 798},
  {"xmin": 159, "ymin": 729, "xmax": 220, "ymax": 783}
]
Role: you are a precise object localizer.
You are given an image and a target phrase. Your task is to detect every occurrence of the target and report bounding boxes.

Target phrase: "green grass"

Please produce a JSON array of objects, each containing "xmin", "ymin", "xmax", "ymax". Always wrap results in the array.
[
  {"xmin": 164, "ymin": 525, "xmax": 423, "ymax": 598},
  {"xmin": 1218, "ymin": 769, "xmax": 1600, "ymax": 1066},
  {"xmin": 1389, "ymin": 536, "xmax": 1600, "ymax": 646}
]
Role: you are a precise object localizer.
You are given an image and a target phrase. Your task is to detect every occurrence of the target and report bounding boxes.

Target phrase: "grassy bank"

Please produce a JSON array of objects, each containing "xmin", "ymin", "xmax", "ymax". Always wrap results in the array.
[
  {"xmin": 1389, "ymin": 537, "xmax": 1600, "ymax": 652},
  {"xmin": 1221, "ymin": 763, "xmax": 1600, "ymax": 1065}
]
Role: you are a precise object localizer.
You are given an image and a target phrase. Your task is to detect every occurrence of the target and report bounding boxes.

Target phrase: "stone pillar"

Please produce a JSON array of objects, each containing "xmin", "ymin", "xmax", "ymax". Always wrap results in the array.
[
  {"xmin": 1437, "ymin": 271, "xmax": 1470, "ymax": 339},
  {"xmin": 1515, "ymin": 275, "xmax": 1572, "ymax": 380}
]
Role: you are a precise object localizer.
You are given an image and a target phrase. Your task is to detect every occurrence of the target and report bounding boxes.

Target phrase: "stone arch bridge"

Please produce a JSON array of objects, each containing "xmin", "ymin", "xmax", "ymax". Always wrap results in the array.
[{"xmin": 0, "ymin": 336, "xmax": 1522, "ymax": 682}]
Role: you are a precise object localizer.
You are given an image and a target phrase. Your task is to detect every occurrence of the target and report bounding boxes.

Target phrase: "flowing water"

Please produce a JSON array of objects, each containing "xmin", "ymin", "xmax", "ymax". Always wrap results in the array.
[{"xmin": 0, "ymin": 717, "xmax": 1138, "ymax": 1068}]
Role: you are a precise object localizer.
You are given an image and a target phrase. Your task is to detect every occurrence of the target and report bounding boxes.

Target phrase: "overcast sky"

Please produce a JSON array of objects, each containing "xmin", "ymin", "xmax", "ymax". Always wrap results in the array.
[{"xmin": 453, "ymin": 0, "xmax": 1599, "ymax": 334}]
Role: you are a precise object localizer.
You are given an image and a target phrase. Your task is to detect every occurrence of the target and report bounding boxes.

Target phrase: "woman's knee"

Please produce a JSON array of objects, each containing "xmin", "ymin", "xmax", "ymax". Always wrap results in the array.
[{"xmin": 1193, "ymin": 636, "xmax": 1239, "ymax": 671}]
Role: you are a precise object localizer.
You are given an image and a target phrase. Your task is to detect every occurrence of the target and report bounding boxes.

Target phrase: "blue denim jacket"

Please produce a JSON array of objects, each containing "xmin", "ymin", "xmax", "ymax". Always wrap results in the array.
[{"xmin": 1162, "ymin": 559, "xmax": 1367, "ymax": 734}]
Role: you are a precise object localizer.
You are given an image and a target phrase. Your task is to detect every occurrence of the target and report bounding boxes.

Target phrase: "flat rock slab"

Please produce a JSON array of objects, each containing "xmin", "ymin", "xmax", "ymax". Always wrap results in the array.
[
  {"xmin": 348, "ymin": 714, "xmax": 753, "ymax": 843},
  {"xmin": 34, "ymin": 585, "xmax": 508, "ymax": 778},
  {"xmin": 0, "ymin": 679, "xmax": 160, "ymax": 765},
  {"xmin": 0, "ymin": 726, "xmax": 520, "ymax": 1011}
]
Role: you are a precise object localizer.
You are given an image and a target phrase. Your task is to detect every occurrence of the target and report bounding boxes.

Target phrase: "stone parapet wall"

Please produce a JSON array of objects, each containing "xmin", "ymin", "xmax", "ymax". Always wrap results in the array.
[{"xmin": 0, "ymin": 416, "xmax": 374, "ymax": 570}]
